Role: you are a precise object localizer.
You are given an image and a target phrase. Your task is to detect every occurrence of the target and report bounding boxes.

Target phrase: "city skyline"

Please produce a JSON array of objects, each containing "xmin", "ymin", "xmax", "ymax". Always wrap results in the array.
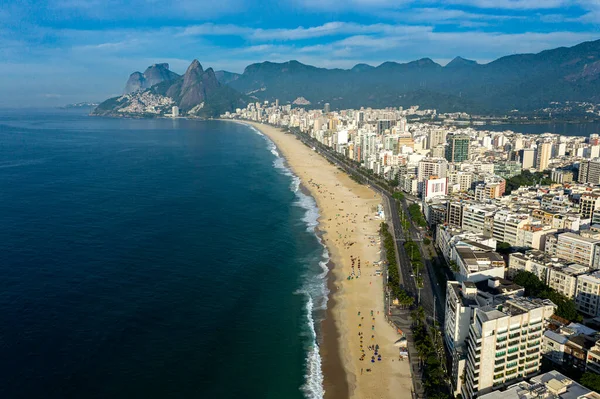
[{"xmin": 2, "ymin": 0, "xmax": 600, "ymax": 107}]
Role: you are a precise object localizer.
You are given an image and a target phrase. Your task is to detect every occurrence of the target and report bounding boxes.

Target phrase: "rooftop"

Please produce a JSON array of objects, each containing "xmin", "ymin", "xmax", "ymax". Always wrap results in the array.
[
  {"xmin": 478, "ymin": 370, "xmax": 594, "ymax": 399},
  {"xmin": 475, "ymin": 277, "xmax": 524, "ymax": 297}
]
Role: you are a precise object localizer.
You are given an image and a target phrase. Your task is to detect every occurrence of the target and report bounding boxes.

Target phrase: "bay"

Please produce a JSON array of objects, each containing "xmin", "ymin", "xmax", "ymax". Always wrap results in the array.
[{"xmin": 0, "ymin": 109, "xmax": 326, "ymax": 399}]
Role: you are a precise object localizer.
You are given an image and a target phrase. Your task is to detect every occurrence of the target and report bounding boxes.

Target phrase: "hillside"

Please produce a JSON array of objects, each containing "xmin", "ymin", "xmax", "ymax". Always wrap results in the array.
[
  {"xmin": 227, "ymin": 39, "xmax": 600, "ymax": 113},
  {"xmin": 93, "ymin": 60, "xmax": 247, "ymax": 118},
  {"xmin": 93, "ymin": 39, "xmax": 600, "ymax": 118}
]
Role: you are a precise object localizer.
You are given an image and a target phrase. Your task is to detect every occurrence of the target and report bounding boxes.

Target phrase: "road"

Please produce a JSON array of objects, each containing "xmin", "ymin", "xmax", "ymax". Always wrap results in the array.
[
  {"xmin": 272, "ymin": 125, "xmax": 453, "ymax": 398},
  {"xmin": 285, "ymin": 127, "xmax": 445, "ymax": 323}
]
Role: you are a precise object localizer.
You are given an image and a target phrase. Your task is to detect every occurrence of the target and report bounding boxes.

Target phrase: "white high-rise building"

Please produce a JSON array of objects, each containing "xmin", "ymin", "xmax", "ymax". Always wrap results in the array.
[
  {"xmin": 536, "ymin": 141, "xmax": 552, "ymax": 171},
  {"xmin": 461, "ymin": 297, "xmax": 556, "ymax": 399},
  {"xmin": 520, "ymin": 149, "xmax": 535, "ymax": 170},
  {"xmin": 445, "ymin": 279, "xmax": 525, "ymax": 396},
  {"xmin": 172, "ymin": 106, "xmax": 179, "ymax": 117},
  {"xmin": 417, "ymin": 157, "xmax": 448, "ymax": 182}
]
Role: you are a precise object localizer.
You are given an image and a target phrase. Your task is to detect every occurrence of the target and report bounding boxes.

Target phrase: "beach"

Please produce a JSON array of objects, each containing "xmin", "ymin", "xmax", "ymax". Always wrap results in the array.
[{"xmin": 240, "ymin": 121, "xmax": 413, "ymax": 399}]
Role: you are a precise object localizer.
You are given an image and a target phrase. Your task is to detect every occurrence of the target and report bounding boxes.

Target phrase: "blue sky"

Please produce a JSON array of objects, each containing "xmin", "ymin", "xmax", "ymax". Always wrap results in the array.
[{"xmin": 1, "ymin": 0, "xmax": 599, "ymax": 106}]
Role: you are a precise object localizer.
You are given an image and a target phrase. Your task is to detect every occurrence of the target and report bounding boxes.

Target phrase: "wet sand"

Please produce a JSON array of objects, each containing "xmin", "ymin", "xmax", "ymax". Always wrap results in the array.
[{"xmin": 229, "ymin": 120, "xmax": 412, "ymax": 399}]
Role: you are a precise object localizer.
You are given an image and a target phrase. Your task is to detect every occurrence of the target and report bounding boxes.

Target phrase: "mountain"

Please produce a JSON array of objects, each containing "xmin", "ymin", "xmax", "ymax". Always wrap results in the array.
[
  {"xmin": 215, "ymin": 70, "xmax": 241, "ymax": 85},
  {"xmin": 445, "ymin": 57, "xmax": 478, "ymax": 69},
  {"xmin": 226, "ymin": 39, "xmax": 600, "ymax": 113},
  {"xmin": 95, "ymin": 39, "xmax": 600, "ymax": 118},
  {"xmin": 351, "ymin": 63, "xmax": 374, "ymax": 73},
  {"xmin": 93, "ymin": 60, "xmax": 247, "ymax": 118},
  {"xmin": 123, "ymin": 63, "xmax": 180, "ymax": 94}
]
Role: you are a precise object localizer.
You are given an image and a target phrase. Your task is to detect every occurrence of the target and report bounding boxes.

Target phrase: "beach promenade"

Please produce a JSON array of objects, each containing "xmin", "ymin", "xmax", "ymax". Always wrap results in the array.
[{"xmin": 243, "ymin": 121, "xmax": 413, "ymax": 399}]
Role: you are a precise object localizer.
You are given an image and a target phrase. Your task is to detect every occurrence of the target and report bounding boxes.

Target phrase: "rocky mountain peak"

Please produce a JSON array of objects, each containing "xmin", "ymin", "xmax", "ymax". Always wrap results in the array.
[
  {"xmin": 124, "ymin": 72, "xmax": 145, "ymax": 94},
  {"xmin": 446, "ymin": 56, "xmax": 478, "ymax": 68}
]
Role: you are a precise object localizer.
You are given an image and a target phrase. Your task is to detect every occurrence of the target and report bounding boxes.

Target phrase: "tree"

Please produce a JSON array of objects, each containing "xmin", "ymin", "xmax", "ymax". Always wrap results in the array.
[
  {"xmin": 581, "ymin": 372, "xmax": 600, "ymax": 392},
  {"xmin": 393, "ymin": 192, "xmax": 405, "ymax": 201},
  {"xmin": 512, "ymin": 271, "xmax": 583, "ymax": 322},
  {"xmin": 423, "ymin": 237, "xmax": 431, "ymax": 245},
  {"xmin": 513, "ymin": 271, "xmax": 546, "ymax": 296},
  {"xmin": 496, "ymin": 242, "xmax": 512, "ymax": 254},
  {"xmin": 449, "ymin": 260, "xmax": 459, "ymax": 273}
]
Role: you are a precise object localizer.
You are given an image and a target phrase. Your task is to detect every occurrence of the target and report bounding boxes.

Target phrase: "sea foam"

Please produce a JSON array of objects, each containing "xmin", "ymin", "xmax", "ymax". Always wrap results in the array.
[{"xmin": 251, "ymin": 125, "xmax": 328, "ymax": 399}]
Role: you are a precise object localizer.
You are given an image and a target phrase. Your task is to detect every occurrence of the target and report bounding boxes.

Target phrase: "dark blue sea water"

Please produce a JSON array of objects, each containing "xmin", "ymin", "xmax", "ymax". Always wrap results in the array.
[{"xmin": 0, "ymin": 109, "xmax": 328, "ymax": 399}]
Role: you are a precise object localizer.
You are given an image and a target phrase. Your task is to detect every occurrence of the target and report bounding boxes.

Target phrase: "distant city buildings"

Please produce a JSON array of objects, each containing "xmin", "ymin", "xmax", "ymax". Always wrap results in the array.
[{"xmin": 221, "ymin": 102, "xmax": 600, "ymax": 398}]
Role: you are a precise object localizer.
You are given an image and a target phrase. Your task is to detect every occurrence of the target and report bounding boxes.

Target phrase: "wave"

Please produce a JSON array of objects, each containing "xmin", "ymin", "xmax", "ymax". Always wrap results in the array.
[
  {"xmin": 0, "ymin": 159, "xmax": 46, "ymax": 168},
  {"xmin": 251, "ymin": 125, "xmax": 328, "ymax": 399}
]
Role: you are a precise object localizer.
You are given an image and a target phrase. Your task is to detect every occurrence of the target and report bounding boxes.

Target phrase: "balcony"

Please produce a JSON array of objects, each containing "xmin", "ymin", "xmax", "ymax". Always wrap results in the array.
[
  {"xmin": 525, "ymin": 361, "xmax": 537, "ymax": 368},
  {"xmin": 496, "ymin": 351, "xmax": 506, "ymax": 358}
]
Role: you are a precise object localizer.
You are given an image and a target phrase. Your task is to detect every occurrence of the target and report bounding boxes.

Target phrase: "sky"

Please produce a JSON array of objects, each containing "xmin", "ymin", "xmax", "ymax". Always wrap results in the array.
[{"xmin": 1, "ymin": 0, "xmax": 599, "ymax": 107}]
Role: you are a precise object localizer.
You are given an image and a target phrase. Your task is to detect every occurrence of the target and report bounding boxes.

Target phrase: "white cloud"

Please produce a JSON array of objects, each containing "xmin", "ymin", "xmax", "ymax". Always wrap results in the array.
[
  {"xmin": 397, "ymin": 7, "xmax": 527, "ymax": 23},
  {"xmin": 296, "ymin": 0, "xmax": 574, "ymax": 10},
  {"xmin": 180, "ymin": 22, "xmax": 431, "ymax": 41},
  {"xmin": 443, "ymin": 0, "xmax": 569, "ymax": 9}
]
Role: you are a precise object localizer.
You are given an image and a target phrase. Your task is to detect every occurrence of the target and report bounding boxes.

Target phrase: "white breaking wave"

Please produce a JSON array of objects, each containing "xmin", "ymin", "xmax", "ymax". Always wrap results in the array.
[{"xmin": 252, "ymin": 125, "xmax": 328, "ymax": 399}]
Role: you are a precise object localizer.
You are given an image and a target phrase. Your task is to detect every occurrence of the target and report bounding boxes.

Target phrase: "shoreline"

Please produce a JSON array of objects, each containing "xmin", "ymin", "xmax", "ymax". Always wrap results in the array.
[
  {"xmin": 223, "ymin": 119, "xmax": 412, "ymax": 399},
  {"xmin": 233, "ymin": 118, "xmax": 349, "ymax": 398}
]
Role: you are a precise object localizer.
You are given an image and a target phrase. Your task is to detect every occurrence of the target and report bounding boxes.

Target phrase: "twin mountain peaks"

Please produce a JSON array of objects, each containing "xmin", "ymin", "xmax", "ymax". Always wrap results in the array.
[{"xmin": 93, "ymin": 39, "xmax": 600, "ymax": 118}]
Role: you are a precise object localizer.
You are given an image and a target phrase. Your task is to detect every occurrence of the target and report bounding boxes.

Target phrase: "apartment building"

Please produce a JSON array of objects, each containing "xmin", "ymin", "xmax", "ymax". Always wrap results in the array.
[
  {"xmin": 436, "ymin": 225, "xmax": 497, "ymax": 264},
  {"xmin": 475, "ymin": 183, "xmax": 504, "ymax": 202},
  {"xmin": 445, "ymin": 279, "xmax": 524, "ymax": 396},
  {"xmin": 579, "ymin": 158, "xmax": 600, "ymax": 184},
  {"xmin": 492, "ymin": 210, "xmax": 529, "ymax": 246},
  {"xmin": 551, "ymin": 169, "xmax": 574, "ymax": 184},
  {"xmin": 462, "ymin": 204, "xmax": 496, "ymax": 237},
  {"xmin": 448, "ymin": 171, "xmax": 473, "ymax": 193},
  {"xmin": 515, "ymin": 223, "xmax": 557, "ymax": 250},
  {"xmin": 547, "ymin": 264, "xmax": 590, "ymax": 299},
  {"xmin": 447, "ymin": 201, "xmax": 465, "ymax": 228},
  {"xmin": 542, "ymin": 322, "xmax": 599, "ymax": 374},
  {"xmin": 580, "ymin": 194, "xmax": 600, "ymax": 219},
  {"xmin": 547, "ymin": 232, "xmax": 600, "ymax": 267},
  {"xmin": 446, "ymin": 134, "xmax": 470, "ymax": 163},
  {"xmin": 543, "ymin": 330, "xmax": 569, "ymax": 365},
  {"xmin": 575, "ymin": 271, "xmax": 600, "ymax": 317},
  {"xmin": 417, "ymin": 157, "xmax": 448, "ymax": 182},
  {"xmin": 507, "ymin": 251, "xmax": 566, "ymax": 282},
  {"xmin": 453, "ymin": 243, "xmax": 506, "ymax": 283},
  {"xmin": 586, "ymin": 340, "xmax": 600, "ymax": 375},
  {"xmin": 461, "ymin": 297, "xmax": 556, "ymax": 398}
]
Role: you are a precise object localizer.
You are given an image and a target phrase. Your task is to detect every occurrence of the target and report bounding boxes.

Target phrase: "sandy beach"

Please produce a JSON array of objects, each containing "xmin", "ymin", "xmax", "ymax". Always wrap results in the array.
[{"xmin": 236, "ymin": 121, "xmax": 413, "ymax": 399}]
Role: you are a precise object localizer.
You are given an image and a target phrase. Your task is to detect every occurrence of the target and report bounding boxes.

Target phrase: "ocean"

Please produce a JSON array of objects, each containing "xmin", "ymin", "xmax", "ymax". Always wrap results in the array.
[{"xmin": 0, "ymin": 109, "xmax": 328, "ymax": 399}]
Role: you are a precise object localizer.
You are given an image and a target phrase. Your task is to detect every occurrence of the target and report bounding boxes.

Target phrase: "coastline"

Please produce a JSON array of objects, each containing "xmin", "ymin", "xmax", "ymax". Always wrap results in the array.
[{"xmin": 224, "ymin": 119, "xmax": 412, "ymax": 399}]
